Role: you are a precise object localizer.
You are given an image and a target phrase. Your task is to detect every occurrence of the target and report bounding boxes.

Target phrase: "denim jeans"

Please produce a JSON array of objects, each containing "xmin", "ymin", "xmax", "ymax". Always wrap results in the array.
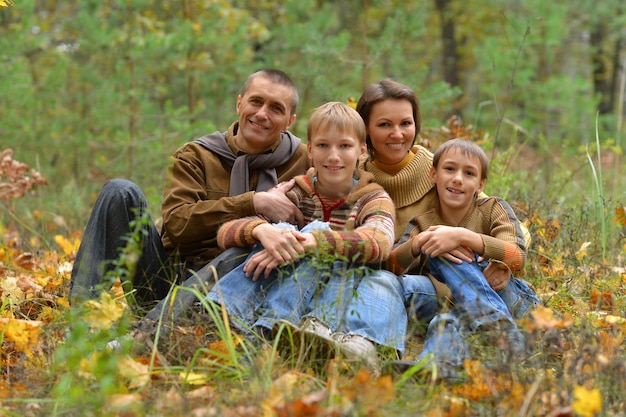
[
  {"xmin": 417, "ymin": 256, "xmax": 539, "ymax": 369},
  {"xmin": 208, "ymin": 220, "xmax": 408, "ymax": 352},
  {"xmin": 305, "ymin": 266, "xmax": 408, "ymax": 354},
  {"xmin": 207, "ymin": 221, "xmax": 329, "ymax": 334},
  {"xmin": 70, "ymin": 179, "xmax": 182, "ymax": 306},
  {"xmin": 402, "ymin": 274, "xmax": 438, "ymax": 324}
]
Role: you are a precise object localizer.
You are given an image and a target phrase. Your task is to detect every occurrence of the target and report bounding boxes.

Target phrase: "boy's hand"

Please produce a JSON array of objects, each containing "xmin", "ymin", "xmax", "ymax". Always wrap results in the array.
[
  {"xmin": 482, "ymin": 262, "xmax": 510, "ymax": 291},
  {"xmin": 243, "ymin": 249, "xmax": 282, "ymax": 281},
  {"xmin": 244, "ymin": 231, "xmax": 316, "ymax": 280},
  {"xmin": 413, "ymin": 225, "xmax": 474, "ymax": 263},
  {"xmin": 252, "ymin": 224, "xmax": 306, "ymax": 265}
]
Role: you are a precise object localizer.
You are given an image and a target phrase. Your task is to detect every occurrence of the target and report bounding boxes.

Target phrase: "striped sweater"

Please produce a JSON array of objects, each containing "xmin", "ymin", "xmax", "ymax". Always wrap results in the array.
[
  {"xmin": 217, "ymin": 168, "xmax": 396, "ymax": 264},
  {"xmin": 388, "ymin": 188, "xmax": 527, "ymax": 275}
]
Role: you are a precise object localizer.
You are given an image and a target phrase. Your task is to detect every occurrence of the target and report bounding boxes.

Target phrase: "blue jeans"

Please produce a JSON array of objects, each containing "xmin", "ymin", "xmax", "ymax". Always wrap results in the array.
[
  {"xmin": 402, "ymin": 274, "xmax": 438, "ymax": 325},
  {"xmin": 207, "ymin": 221, "xmax": 329, "ymax": 333},
  {"xmin": 305, "ymin": 266, "xmax": 408, "ymax": 354},
  {"xmin": 70, "ymin": 179, "xmax": 182, "ymax": 306},
  {"xmin": 417, "ymin": 256, "xmax": 540, "ymax": 368},
  {"xmin": 208, "ymin": 220, "xmax": 408, "ymax": 352}
]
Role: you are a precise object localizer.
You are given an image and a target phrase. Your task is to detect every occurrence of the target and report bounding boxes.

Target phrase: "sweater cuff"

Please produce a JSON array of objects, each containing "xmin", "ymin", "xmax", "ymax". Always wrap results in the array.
[{"xmin": 394, "ymin": 241, "xmax": 416, "ymax": 270}]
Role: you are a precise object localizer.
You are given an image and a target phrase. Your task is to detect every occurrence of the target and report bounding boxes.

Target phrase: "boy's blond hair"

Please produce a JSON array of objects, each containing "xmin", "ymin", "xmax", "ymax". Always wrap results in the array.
[
  {"xmin": 433, "ymin": 138, "xmax": 490, "ymax": 180},
  {"xmin": 307, "ymin": 102, "xmax": 367, "ymax": 144}
]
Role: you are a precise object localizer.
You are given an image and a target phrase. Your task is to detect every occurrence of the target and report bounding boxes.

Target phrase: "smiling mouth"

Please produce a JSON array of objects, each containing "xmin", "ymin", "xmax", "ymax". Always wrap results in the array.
[
  {"xmin": 447, "ymin": 188, "xmax": 463, "ymax": 195},
  {"xmin": 325, "ymin": 166, "xmax": 343, "ymax": 171},
  {"xmin": 386, "ymin": 143, "xmax": 405, "ymax": 149},
  {"xmin": 249, "ymin": 120, "xmax": 268, "ymax": 130}
]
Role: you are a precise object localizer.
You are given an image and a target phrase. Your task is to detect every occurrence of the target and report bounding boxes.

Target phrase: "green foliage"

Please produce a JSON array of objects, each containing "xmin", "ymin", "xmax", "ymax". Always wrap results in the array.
[
  {"xmin": 51, "ymin": 302, "xmax": 132, "ymax": 414},
  {"xmin": 4, "ymin": 0, "xmax": 622, "ymax": 243}
]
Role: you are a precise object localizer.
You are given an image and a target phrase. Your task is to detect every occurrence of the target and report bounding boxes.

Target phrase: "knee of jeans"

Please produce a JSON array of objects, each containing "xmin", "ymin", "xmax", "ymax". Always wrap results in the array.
[
  {"xmin": 407, "ymin": 292, "xmax": 438, "ymax": 323},
  {"xmin": 430, "ymin": 312, "xmax": 461, "ymax": 328},
  {"xmin": 103, "ymin": 179, "xmax": 144, "ymax": 202}
]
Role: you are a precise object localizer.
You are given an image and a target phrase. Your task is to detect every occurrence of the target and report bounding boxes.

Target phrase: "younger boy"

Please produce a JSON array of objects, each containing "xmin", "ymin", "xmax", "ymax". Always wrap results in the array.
[
  {"xmin": 207, "ymin": 102, "xmax": 406, "ymax": 367},
  {"xmin": 388, "ymin": 138, "xmax": 540, "ymax": 376}
]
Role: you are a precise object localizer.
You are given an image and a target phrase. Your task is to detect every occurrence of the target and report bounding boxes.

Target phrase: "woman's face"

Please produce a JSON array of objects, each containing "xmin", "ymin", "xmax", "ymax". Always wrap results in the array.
[{"xmin": 366, "ymin": 99, "xmax": 416, "ymax": 165}]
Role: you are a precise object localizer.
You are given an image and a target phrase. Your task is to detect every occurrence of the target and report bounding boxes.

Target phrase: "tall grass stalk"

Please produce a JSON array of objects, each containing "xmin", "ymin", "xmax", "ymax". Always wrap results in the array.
[
  {"xmin": 585, "ymin": 112, "xmax": 607, "ymax": 260},
  {"xmin": 614, "ymin": 55, "xmax": 625, "ymax": 197}
]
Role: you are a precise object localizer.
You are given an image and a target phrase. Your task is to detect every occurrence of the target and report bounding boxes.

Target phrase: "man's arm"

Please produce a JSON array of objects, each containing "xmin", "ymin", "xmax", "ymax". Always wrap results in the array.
[{"xmin": 160, "ymin": 142, "xmax": 308, "ymax": 262}]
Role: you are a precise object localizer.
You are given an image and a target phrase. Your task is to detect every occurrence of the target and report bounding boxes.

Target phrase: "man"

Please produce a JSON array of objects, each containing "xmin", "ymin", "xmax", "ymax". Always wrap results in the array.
[{"xmin": 70, "ymin": 69, "xmax": 310, "ymax": 310}]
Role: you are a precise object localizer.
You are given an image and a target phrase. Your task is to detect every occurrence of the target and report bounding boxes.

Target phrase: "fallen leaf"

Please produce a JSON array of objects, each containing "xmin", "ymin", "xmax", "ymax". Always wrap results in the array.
[
  {"xmin": 530, "ymin": 306, "xmax": 573, "ymax": 330},
  {"xmin": 572, "ymin": 385, "xmax": 602, "ymax": 417},
  {"xmin": 118, "ymin": 356, "xmax": 151, "ymax": 389},
  {"xmin": 262, "ymin": 371, "xmax": 305, "ymax": 417},
  {"xmin": 0, "ymin": 318, "xmax": 43, "ymax": 352},
  {"xmin": 83, "ymin": 292, "xmax": 126, "ymax": 330},
  {"xmin": 0, "ymin": 276, "xmax": 24, "ymax": 302},
  {"xmin": 614, "ymin": 206, "xmax": 626, "ymax": 226}
]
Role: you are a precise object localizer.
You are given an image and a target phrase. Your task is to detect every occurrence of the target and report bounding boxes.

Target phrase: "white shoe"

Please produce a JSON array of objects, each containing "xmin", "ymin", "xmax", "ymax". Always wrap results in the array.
[
  {"xmin": 332, "ymin": 333, "xmax": 380, "ymax": 370},
  {"xmin": 300, "ymin": 317, "xmax": 333, "ymax": 339}
]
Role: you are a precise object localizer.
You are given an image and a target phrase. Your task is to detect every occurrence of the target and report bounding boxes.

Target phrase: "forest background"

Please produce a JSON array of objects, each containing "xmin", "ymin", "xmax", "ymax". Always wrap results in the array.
[{"xmin": 1, "ymin": 0, "xmax": 626, "ymax": 416}]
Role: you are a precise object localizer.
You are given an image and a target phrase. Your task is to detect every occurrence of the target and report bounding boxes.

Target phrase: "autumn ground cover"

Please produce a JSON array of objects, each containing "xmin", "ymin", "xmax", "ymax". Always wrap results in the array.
[{"xmin": 0, "ymin": 131, "xmax": 625, "ymax": 417}]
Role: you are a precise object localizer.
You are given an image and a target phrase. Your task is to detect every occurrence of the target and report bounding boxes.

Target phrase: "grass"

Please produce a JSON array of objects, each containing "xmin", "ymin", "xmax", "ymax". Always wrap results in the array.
[{"xmin": 0, "ymin": 143, "xmax": 625, "ymax": 416}]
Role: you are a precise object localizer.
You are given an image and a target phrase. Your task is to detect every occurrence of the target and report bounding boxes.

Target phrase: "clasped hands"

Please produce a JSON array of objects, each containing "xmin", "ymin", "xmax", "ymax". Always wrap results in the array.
[
  {"xmin": 245, "ymin": 223, "xmax": 316, "ymax": 281},
  {"xmin": 411, "ymin": 225, "xmax": 510, "ymax": 291}
]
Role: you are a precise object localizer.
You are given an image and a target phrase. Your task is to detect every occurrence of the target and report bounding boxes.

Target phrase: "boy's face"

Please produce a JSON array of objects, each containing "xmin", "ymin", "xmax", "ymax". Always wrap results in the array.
[
  {"xmin": 307, "ymin": 126, "xmax": 366, "ymax": 198},
  {"xmin": 429, "ymin": 148, "xmax": 486, "ymax": 213}
]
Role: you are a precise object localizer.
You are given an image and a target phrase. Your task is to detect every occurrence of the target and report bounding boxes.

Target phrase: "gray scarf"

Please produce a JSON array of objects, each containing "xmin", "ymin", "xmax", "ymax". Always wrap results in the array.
[{"xmin": 193, "ymin": 127, "xmax": 301, "ymax": 196}]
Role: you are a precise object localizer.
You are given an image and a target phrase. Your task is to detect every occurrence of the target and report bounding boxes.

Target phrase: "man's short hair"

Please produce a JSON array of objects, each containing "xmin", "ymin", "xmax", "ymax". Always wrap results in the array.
[{"xmin": 240, "ymin": 69, "xmax": 299, "ymax": 116}]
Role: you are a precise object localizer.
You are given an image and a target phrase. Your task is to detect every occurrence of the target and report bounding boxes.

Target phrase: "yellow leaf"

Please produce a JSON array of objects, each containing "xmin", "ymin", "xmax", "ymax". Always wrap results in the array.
[
  {"xmin": 572, "ymin": 385, "xmax": 602, "ymax": 417},
  {"xmin": 576, "ymin": 241, "xmax": 592, "ymax": 260},
  {"xmin": 84, "ymin": 292, "xmax": 126, "ymax": 329},
  {"xmin": 262, "ymin": 370, "xmax": 303, "ymax": 417},
  {"xmin": 54, "ymin": 235, "xmax": 80, "ymax": 256},
  {"xmin": 0, "ymin": 318, "xmax": 43, "ymax": 352},
  {"xmin": 529, "ymin": 305, "xmax": 573, "ymax": 329},
  {"xmin": 0, "ymin": 0, "xmax": 15, "ymax": 8},
  {"xmin": 117, "ymin": 357, "xmax": 151, "ymax": 389},
  {"xmin": 179, "ymin": 371, "xmax": 210, "ymax": 385},
  {"xmin": 0, "ymin": 276, "xmax": 24, "ymax": 302}
]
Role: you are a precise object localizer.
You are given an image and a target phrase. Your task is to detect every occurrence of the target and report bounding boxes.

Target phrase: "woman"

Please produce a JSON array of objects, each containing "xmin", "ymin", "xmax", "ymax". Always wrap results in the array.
[
  {"xmin": 356, "ymin": 79, "xmax": 441, "ymax": 324},
  {"xmin": 356, "ymin": 79, "xmax": 538, "ymax": 377}
]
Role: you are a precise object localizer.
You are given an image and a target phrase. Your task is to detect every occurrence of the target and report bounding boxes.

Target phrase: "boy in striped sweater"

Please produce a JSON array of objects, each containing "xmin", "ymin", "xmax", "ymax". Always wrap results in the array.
[
  {"xmin": 207, "ymin": 102, "xmax": 406, "ymax": 368},
  {"xmin": 388, "ymin": 138, "xmax": 540, "ymax": 377}
]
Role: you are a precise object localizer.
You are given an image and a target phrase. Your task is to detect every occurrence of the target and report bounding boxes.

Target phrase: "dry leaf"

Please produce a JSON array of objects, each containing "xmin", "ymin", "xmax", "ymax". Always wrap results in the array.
[
  {"xmin": 572, "ymin": 385, "xmax": 602, "ymax": 417},
  {"xmin": 530, "ymin": 306, "xmax": 573, "ymax": 330},
  {"xmin": 0, "ymin": 318, "xmax": 43, "ymax": 352},
  {"xmin": 83, "ymin": 292, "xmax": 126, "ymax": 330},
  {"xmin": 0, "ymin": 276, "xmax": 24, "ymax": 302}
]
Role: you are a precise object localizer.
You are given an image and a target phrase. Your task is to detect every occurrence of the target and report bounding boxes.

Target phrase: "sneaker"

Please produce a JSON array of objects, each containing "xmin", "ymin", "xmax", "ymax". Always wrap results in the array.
[
  {"xmin": 300, "ymin": 317, "xmax": 333, "ymax": 339},
  {"xmin": 272, "ymin": 319, "xmax": 336, "ymax": 367},
  {"xmin": 332, "ymin": 333, "xmax": 379, "ymax": 370}
]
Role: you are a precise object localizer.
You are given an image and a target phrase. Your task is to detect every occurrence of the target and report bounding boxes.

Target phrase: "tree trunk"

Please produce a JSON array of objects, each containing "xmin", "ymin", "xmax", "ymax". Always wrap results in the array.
[
  {"xmin": 590, "ymin": 24, "xmax": 613, "ymax": 114},
  {"xmin": 435, "ymin": 0, "xmax": 459, "ymax": 88}
]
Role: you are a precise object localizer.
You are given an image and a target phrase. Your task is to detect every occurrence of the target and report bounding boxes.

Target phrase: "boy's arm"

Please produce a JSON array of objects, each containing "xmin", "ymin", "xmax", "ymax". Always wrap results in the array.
[
  {"xmin": 311, "ymin": 190, "xmax": 395, "ymax": 264},
  {"xmin": 387, "ymin": 239, "xmax": 419, "ymax": 274},
  {"xmin": 480, "ymin": 197, "xmax": 527, "ymax": 272}
]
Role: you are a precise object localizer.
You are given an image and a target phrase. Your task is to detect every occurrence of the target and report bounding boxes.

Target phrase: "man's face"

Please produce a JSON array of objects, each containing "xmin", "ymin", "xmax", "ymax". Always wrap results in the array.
[{"xmin": 235, "ymin": 76, "xmax": 296, "ymax": 154}]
